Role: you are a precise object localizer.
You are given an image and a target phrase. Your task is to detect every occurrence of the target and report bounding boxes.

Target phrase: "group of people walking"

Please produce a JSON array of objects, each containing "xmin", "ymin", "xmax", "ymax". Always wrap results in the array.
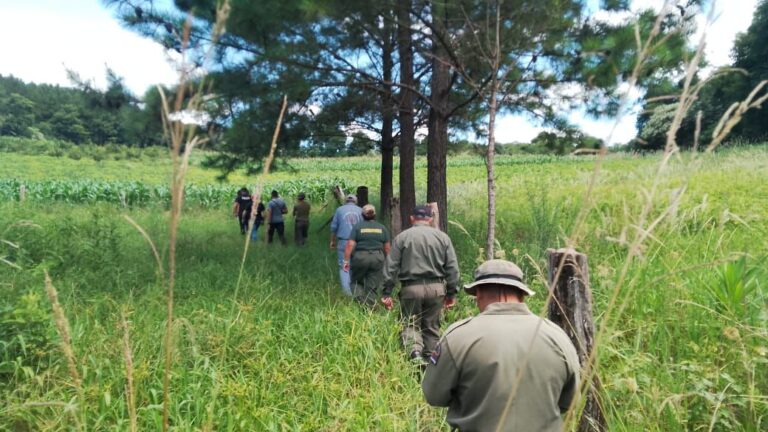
[
  {"xmin": 235, "ymin": 188, "xmax": 581, "ymax": 431},
  {"xmin": 329, "ymin": 196, "xmax": 582, "ymax": 431},
  {"xmin": 232, "ymin": 188, "xmax": 310, "ymax": 246}
]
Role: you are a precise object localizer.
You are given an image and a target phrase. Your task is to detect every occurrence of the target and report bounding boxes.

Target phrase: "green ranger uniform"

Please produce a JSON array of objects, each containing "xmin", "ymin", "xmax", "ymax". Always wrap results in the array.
[
  {"xmin": 383, "ymin": 221, "xmax": 460, "ymax": 357},
  {"xmin": 421, "ymin": 302, "xmax": 581, "ymax": 432},
  {"xmin": 349, "ymin": 220, "xmax": 390, "ymax": 306}
]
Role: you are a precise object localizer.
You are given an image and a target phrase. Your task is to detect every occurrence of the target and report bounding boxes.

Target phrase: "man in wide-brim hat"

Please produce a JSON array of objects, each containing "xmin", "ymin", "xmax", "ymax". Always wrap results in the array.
[{"xmin": 421, "ymin": 259, "xmax": 581, "ymax": 432}]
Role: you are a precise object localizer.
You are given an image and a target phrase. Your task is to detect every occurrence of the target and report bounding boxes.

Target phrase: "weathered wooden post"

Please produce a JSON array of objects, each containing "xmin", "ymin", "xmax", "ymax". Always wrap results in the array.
[
  {"xmin": 427, "ymin": 202, "xmax": 440, "ymax": 230},
  {"xmin": 356, "ymin": 186, "xmax": 369, "ymax": 207},
  {"xmin": 19, "ymin": 184, "xmax": 26, "ymax": 203},
  {"xmin": 390, "ymin": 197, "xmax": 401, "ymax": 238},
  {"xmin": 333, "ymin": 185, "xmax": 346, "ymax": 204},
  {"xmin": 546, "ymin": 248, "xmax": 605, "ymax": 432}
]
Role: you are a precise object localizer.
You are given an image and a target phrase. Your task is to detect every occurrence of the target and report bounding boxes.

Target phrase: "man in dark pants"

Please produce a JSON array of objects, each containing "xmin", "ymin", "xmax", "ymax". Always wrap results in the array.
[
  {"xmin": 382, "ymin": 205, "xmax": 460, "ymax": 364},
  {"xmin": 232, "ymin": 187, "xmax": 253, "ymax": 235},
  {"xmin": 293, "ymin": 192, "xmax": 311, "ymax": 246},
  {"xmin": 343, "ymin": 204, "xmax": 391, "ymax": 307},
  {"xmin": 265, "ymin": 190, "xmax": 288, "ymax": 245}
]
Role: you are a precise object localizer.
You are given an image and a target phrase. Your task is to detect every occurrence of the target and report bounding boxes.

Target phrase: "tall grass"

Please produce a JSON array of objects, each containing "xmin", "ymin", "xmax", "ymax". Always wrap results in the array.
[{"xmin": 1, "ymin": 144, "xmax": 765, "ymax": 430}]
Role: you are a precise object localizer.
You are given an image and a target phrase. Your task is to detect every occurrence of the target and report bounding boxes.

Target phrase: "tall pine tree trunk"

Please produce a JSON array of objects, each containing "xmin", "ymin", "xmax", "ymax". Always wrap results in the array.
[
  {"xmin": 397, "ymin": 0, "xmax": 415, "ymax": 229},
  {"xmin": 380, "ymin": 18, "xmax": 395, "ymax": 224},
  {"xmin": 427, "ymin": 0, "xmax": 450, "ymax": 233},
  {"xmin": 485, "ymin": 4, "xmax": 501, "ymax": 260}
]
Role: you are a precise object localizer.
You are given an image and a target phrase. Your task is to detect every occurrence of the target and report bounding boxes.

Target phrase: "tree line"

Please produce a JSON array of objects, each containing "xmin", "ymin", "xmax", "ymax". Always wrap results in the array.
[
  {"xmin": 0, "ymin": 71, "xmax": 166, "ymax": 147},
  {"xmin": 637, "ymin": 0, "xmax": 768, "ymax": 150}
]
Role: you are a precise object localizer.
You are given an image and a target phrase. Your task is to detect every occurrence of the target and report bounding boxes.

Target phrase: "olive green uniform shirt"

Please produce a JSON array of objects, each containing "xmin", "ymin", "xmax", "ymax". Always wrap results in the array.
[
  {"xmin": 350, "ymin": 220, "xmax": 389, "ymax": 251},
  {"xmin": 293, "ymin": 200, "xmax": 310, "ymax": 222},
  {"xmin": 421, "ymin": 302, "xmax": 580, "ymax": 432},
  {"xmin": 382, "ymin": 222, "xmax": 460, "ymax": 298}
]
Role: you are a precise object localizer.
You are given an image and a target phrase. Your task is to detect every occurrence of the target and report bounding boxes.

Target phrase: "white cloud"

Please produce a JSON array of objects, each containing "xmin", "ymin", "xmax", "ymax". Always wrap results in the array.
[
  {"xmin": 0, "ymin": 0, "xmax": 178, "ymax": 95},
  {"xmin": 493, "ymin": 115, "xmax": 548, "ymax": 143}
]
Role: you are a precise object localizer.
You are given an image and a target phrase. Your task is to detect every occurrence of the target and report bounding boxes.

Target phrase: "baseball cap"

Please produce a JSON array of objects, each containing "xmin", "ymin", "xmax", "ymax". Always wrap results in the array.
[
  {"xmin": 362, "ymin": 204, "xmax": 376, "ymax": 216},
  {"xmin": 412, "ymin": 205, "xmax": 433, "ymax": 219},
  {"xmin": 345, "ymin": 194, "xmax": 358, "ymax": 203},
  {"xmin": 463, "ymin": 259, "xmax": 534, "ymax": 296}
]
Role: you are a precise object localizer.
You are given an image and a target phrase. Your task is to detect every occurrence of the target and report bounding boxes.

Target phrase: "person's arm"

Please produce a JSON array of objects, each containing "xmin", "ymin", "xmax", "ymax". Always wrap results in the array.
[
  {"xmin": 383, "ymin": 241, "xmax": 391, "ymax": 256},
  {"xmin": 422, "ymin": 340, "xmax": 459, "ymax": 407},
  {"xmin": 342, "ymin": 239, "xmax": 356, "ymax": 272},
  {"xmin": 443, "ymin": 238, "xmax": 460, "ymax": 299},
  {"xmin": 266, "ymin": 206, "xmax": 272, "ymax": 225},
  {"xmin": 381, "ymin": 237, "xmax": 401, "ymax": 305},
  {"xmin": 232, "ymin": 201, "xmax": 239, "ymax": 217},
  {"xmin": 558, "ymin": 336, "xmax": 582, "ymax": 413}
]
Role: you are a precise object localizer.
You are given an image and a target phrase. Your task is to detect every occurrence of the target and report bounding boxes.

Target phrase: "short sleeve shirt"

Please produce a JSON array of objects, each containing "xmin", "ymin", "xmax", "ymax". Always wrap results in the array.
[
  {"xmin": 268, "ymin": 198, "xmax": 287, "ymax": 223},
  {"xmin": 350, "ymin": 220, "xmax": 389, "ymax": 251},
  {"xmin": 234, "ymin": 195, "xmax": 253, "ymax": 211},
  {"xmin": 293, "ymin": 201, "xmax": 311, "ymax": 221},
  {"xmin": 254, "ymin": 202, "xmax": 265, "ymax": 222}
]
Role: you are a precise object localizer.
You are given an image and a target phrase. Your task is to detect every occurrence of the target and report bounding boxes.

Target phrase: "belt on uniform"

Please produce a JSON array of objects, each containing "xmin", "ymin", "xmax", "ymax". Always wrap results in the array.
[{"xmin": 402, "ymin": 278, "xmax": 444, "ymax": 287}]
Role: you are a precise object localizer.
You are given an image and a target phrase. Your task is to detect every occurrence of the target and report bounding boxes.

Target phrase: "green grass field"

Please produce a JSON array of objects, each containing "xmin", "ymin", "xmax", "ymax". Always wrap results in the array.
[{"xmin": 1, "ymin": 146, "xmax": 766, "ymax": 431}]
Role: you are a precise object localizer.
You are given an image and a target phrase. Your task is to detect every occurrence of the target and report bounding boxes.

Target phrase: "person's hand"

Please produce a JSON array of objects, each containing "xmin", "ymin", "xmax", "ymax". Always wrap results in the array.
[
  {"xmin": 329, "ymin": 241, "xmax": 336, "ymax": 249},
  {"xmin": 381, "ymin": 296, "xmax": 393, "ymax": 310},
  {"xmin": 342, "ymin": 260, "xmax": 350, "ymax": 272},
  {"xmin": 443, "ymin": 297, "xmax": 456, "ymax": 310}
]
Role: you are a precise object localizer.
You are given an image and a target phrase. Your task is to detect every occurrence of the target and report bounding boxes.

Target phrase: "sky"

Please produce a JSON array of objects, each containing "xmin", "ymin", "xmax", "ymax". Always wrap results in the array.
[{"xmin": 0, "ymin": 0, "xmax": 759, "ymax": 145}]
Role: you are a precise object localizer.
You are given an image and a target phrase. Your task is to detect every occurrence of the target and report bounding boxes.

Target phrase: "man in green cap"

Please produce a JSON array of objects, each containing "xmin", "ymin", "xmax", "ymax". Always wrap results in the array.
[
  {"xmin": 342, "ymin": 204, "xmax": 391, "ymax": 307},
  {"xmin": 421, "ymin": 259, "xmax": 580, "ymax": 432},
  {"xmin": 382, "ymin": 205, "xmax": 460, "ymax": 363}
]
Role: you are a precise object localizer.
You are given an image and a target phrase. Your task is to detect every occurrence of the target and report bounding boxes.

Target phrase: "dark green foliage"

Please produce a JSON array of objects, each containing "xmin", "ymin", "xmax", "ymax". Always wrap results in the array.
[
  {"xmin": 637, "ymin": 1, "xmax": 768, "ymax": 149},
  {"xmin": 0, "ymin": 292, "xmax": 55, "ymax": 376},
  {"xmin": 0, "ymin": 73, "xmax": 165, "ymax": 147}
]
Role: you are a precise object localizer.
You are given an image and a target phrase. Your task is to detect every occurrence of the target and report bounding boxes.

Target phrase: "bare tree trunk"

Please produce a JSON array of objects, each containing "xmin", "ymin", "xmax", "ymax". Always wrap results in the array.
[
  {"xmin": 427, "ymin": 0, "xmax": 450, "ymax": 233},
  {"xmin": 484, "ymin": 3, "xmax": 501, "ymax": 261},
  {"xmin": 485, "ymin": 82, "xmax": 498, "ymax": 260},
  {"xmin": 380, "ymin": 13, "xmax": 395, "ymax": 224},
  {"xmin": 397, "ymin": 0, "xmax": 416, "ymax": 229}
]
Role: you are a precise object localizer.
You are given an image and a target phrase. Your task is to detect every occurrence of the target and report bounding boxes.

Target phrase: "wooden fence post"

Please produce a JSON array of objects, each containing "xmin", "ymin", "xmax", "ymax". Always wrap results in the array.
[
  {"xmin": 19, "ymin": 184, "xmax": 26, "ymax": 203},
  {"xmin": 356, "ymin": 186, "xmax": 369, "ymax": 207},
  {"xmin": 427, "ymin": 202, "xmax": 440, "ymax": 230},
  {"xmin": 546, "ymin": 248, "xmax": 606, "ymax": 432},
  {"xmin": 390, "ymin": 197, "xmax": 401, "ymax": 238}
]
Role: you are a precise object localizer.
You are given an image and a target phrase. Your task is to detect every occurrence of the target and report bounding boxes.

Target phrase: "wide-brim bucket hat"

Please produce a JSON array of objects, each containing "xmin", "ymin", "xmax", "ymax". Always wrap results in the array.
[{"xmin": 464, "ymin": 259, "xmax": 534, "ymax": 296}]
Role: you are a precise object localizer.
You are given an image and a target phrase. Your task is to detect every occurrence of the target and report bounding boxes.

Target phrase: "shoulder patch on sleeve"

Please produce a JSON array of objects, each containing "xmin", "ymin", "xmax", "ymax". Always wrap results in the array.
[{"xmin": 429, "ymin": 342, "xmax": 442, "ymax": 365}]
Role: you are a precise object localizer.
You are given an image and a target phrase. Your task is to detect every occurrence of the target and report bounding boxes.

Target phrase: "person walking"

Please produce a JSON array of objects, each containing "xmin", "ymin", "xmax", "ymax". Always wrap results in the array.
[
  {"xmin": 293, "ymin": 192, "xmax": 311, "ymax": 246},
  {"xmin": 265, "ymin": 190, "xmax": 288, "ymax": 245},
  {"xmin": 382, "ymin": 205, "xmax": 460, "ymax": 364},
  {"xmin": 342, "ymin": 204, "xmax": 391, "ymax": 307},
  {"xmin": 232, "ymin": 187, "xmax": 253, "ymax": 235},
  {"xmin": 421, "ymin": 259, "xmax": 581, "ymax": 432},
  {"xmin": 330, "ymin": 194, "xmax": 363, "ymax": 296},
  {"xmin": 250, "ymin": 196, "xmax": 266, "ymax": 241}
]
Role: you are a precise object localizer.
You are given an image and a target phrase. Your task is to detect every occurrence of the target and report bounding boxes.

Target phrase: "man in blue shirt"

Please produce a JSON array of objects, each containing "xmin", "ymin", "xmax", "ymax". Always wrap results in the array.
[
  {"xmin": 266, "ymin": 190, "xmax": 288, "ymax": 245},
  {"xmin": 330, "ymin": 194, "xmax": 363, "ymax": 296}
]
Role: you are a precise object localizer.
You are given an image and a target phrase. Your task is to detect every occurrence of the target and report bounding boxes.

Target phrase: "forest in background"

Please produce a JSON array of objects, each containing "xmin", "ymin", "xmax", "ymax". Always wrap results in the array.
[{"xmin": 1, "ymin": 1, "xmax": 766, "ymax": 160}]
